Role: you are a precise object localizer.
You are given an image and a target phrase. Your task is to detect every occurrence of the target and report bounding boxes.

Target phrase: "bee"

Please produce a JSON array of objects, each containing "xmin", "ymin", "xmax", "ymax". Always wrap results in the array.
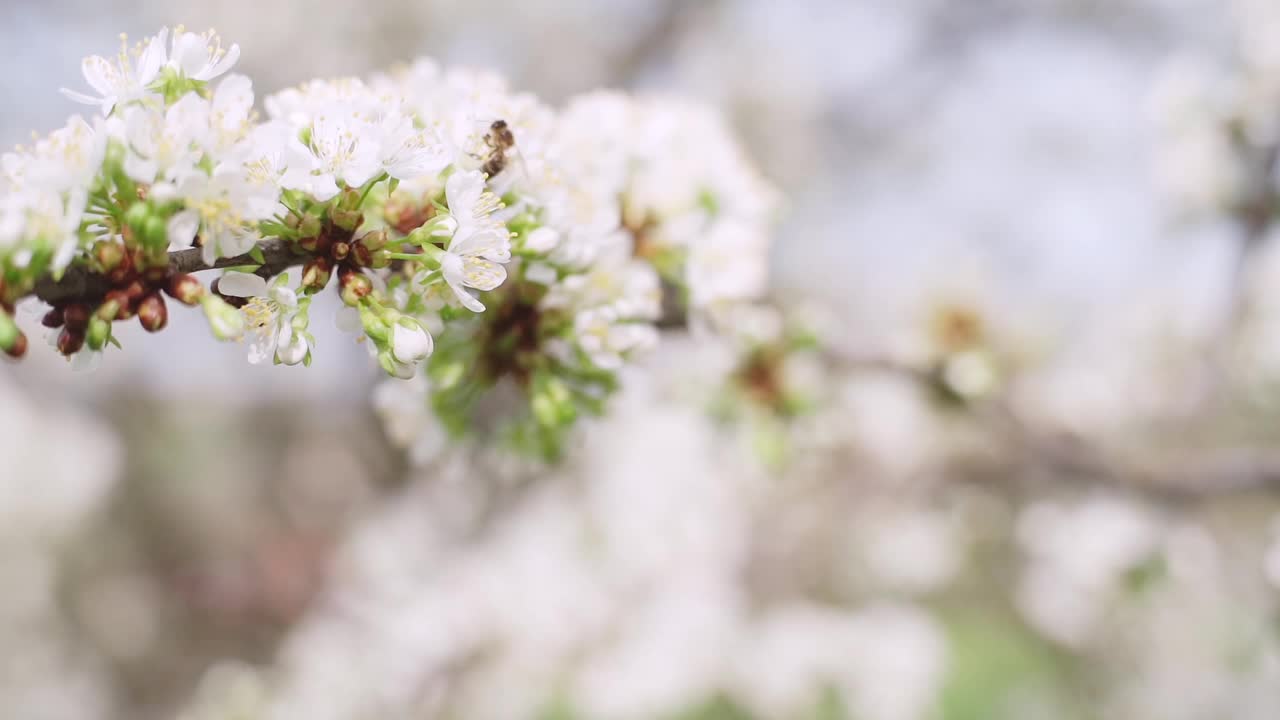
[{"xmin": 481, "ymin": 119, "xmax": 516, "ymax": 178}]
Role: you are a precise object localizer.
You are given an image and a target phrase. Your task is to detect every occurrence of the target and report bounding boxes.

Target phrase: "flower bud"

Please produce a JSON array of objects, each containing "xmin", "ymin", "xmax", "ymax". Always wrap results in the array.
[
  {"xmin": 301, "ymin": 257, "xmax": 333, "ymax": 291},
  {"xmin": 93, "ymin": 240, "xmax": 126, "ymax": 273},
  {"xmin": 5, "ymin": 331, "xmax": 27, "ymax": 359},
  {"xmin": 102, "ymin": 290, "xmax": 131, "ymax": 320},
  {"xmin": 106, "ymin": 249, "xmax": 135, "ymax": 285},
  {"xmin": 332, "ymin": 241, "xmax": 351, "ymax": 262},
  {"xmin": 123, "ymin": 202, "xmax": 150, "ymax": 233},
  {"xmin": 330, "ymin": 208, "xmax": 363, "ymax": 232},
  {"xmin": 41, "ymin": 307, "xmax": 65, "ymax": 328},
  {"xmin": 298, "ymin": 213, "xmax": 322, "ymax": 239},
  {"xmin": 339, "ymin": 270, "xmax": 373, "ymax": 306},
  {"xmin": 532, "ymin": 391, "xmax": 559, "ymax": 428},
  {"xmin": 96, "ymin": 299, "xmax": 121, "ymax": 322},
  {"xmin": 202, "ymin": 295, "xmax": 245, "ymax": 340},
  {"xmin": 338, "ymin": 186, "xmax": 362, "ymax": 212},
  {"xmin": 359, "ymin": 229, "xmax": 388, "ymax": 252},
  {"xmin": 391, "ymin": 319, "xmax": 433, "ymax": 364},
  {"xmin": 164, "ymin": 273, "xmax": 205, "ymax": 305},
  {"xmin": 63, "ymin": 303, "xmax": 90, "ymax": 332},
  {"xmin": 57, "ymin": 327, "xmax": 85, "ymax": 356},
  {"xmin": 370, "ymin": 249, "xmax": 392, "ymax": 269},
  {"xmin": 350, "ymin": 242, "xmax": 372, "ymax": 267},
  {"xmin": 86, "ymin": 316, "xmax": 111, "ymax": 350},
  {"xmin": 142, "ymin": 262, "xmax": 169, "ymax": 283},
  {"xmin": 119, "ymin": 281, "xmax": 147, "ymax": 317},
  {"xmin": 0, "ymin": 311, "xmax": 19, "ymax": 352},
  {"xmin": 137, "ymin": 293, "xmax": 168, "ymax": 332}
]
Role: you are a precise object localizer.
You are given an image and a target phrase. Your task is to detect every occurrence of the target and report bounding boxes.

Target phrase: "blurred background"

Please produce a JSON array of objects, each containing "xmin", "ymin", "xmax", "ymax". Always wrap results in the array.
[{"xmin": 5, "ymin": 1, "xmax": 1280, "ymax": 719}]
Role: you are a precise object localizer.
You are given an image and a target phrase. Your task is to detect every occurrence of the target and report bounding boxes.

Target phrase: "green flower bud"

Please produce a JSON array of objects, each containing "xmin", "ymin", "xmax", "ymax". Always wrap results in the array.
[
  {"xmin": 330, "ymin": 208, "xmax": 363, "ymax": 232},
  {"xmin": 532, "ymin": 391, "xmax": 559, "ymax": 428},
  {"xmin": 4, "ymin": 331, "xmax": 27, "ymax": 359},
  {"xmin": 0, "ymin": 311, "xmax": 19, "ymax": 352},
  {"xmin": 338, "ymin": 187, "xmax": 362, "ymax": 212},
  {"xmin": 95, "ymin": 299, "xmax": 121, "ymax": 322},
  {"xmin": 359, "ymin": 229, "xmax": 388, "ymax": 252},
  {"xmin": 143, "ymin": 215, "xmax": 169, "ymax": 250},
  {"xmin": 298, "ymin": 213, "xmax": 322, "ymax": 239},
  {"xmin": 124, "ymin": 202, "xmax": 150, "ymax": 233},
  {"xmin": 86, "ymin": 316, "xmax": 111, "ymax": 350}
]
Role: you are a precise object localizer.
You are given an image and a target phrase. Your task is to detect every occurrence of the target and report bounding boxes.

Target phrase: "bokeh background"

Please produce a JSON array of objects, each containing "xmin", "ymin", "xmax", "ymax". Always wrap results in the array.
[{"xmin": 5, "ymin": 1, "xmax": 1280, "ymax": 719}]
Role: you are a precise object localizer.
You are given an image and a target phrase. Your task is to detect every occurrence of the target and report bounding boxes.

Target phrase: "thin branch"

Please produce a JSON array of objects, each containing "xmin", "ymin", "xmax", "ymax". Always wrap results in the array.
[
  {"xmin": 611, "ymin": 0, "xmax": 698, "ymax": 84},
  {"xmin": 31, "ymin": 238, "xmax": 303, "ymax": 306},
  {"xmin": 821, "ymin": 349, "xmax": 1280, "ymax": 500}
]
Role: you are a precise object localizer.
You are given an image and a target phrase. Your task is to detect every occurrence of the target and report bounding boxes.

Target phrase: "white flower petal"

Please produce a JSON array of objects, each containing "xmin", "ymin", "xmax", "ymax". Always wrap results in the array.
[
  {"xmin": 166, "ymin": 209, "xmax": 200, "ymax": 250},
  {"xmin": 218, "ymin": 271, "xmax": 268, "ymax": 298}
]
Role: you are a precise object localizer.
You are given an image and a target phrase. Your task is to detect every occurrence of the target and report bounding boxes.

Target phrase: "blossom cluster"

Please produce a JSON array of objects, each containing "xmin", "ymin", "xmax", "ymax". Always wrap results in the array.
[
  {"xmin": 1151, "ymin": 0, "xmax": 1280, "ymax": 220},
  {"xmin": 0, "ymin": 27, "xmax": 778, "ymax": 456}
]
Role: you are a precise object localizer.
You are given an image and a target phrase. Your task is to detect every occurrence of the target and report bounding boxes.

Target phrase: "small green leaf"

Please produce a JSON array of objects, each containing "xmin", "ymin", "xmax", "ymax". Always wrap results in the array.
[{"xmin": 248, "ymin": 245, "xmax": 266, "ymax": 264}]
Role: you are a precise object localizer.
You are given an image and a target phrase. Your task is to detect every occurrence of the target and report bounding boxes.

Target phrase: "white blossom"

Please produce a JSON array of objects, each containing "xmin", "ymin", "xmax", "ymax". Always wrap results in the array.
[
  {"xmin": 217, "ymin": 271, "xmax": 302, "ymax": 365},
  {"xmin": 165, "ymin": 28, "xmax": 241, "ymax": 83},
  {"xmin": 437, "ymin": 170, "xmax": 510, "ymax": 312},
  {"xmin": 60, "ymin": 30, "xmax": 168, "ymax": 114}
]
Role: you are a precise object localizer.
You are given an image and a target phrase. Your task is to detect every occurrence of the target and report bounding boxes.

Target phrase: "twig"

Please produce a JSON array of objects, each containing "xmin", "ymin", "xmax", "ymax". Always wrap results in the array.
[{"xmin": 31, "ymin": 238, "xmax": 303, "ymax": 306}]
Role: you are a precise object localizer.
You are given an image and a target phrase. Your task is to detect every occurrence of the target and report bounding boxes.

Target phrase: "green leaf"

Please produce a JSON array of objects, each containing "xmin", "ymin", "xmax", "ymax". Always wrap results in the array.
[{"xmin": 248, "ymin": 245, "xmax": 267, "ymax": 265}]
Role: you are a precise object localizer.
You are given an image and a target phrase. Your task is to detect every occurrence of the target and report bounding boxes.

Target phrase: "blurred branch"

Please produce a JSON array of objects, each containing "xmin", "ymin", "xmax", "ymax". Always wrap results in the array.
[
  {"xmin": 1194, "ymin": 143, "xmax": 1280, "ymax": 407},
  {"xmin": 31, "ymin": 238, "xmax": 303, "ymax": 306},
  {"xmin": 612, "ymin": 0, "xmax": 706, "ymax": 84},
  {"xmin": 988, "ymin": 398, "xmax": 1280, "ymax": 501},
  {"xmin": 823, "ymin": 348, "xmax": 1280, "ymax": 501}
]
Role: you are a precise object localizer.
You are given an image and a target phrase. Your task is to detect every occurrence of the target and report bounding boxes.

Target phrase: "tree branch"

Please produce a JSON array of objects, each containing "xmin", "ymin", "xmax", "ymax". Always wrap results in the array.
[{"xmin": 31, "ymin": 238, "xmax": 304, "ymax": 306}]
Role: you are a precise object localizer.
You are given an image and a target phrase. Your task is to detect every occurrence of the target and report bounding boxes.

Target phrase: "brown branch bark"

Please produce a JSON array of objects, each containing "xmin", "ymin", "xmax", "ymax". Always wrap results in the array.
[{"xmin": 31, "ymin": 238, "xmax": 304, "ymax": 306}]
